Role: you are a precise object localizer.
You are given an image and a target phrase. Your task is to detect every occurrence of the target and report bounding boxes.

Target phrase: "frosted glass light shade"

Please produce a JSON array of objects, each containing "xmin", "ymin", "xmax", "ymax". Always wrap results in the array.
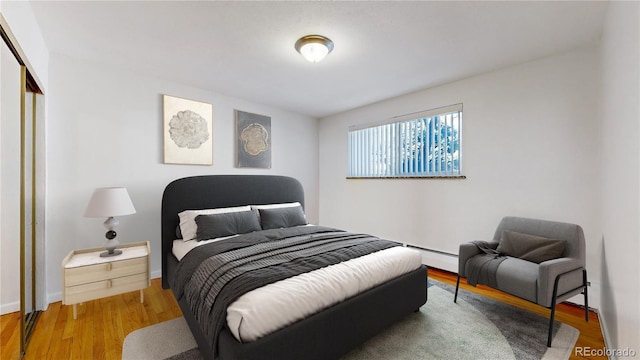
[
  {"xmin": 295, "ymin": 35, "xmax": 334, "ymax": 63},
  {"xmin": 84, "ymin": 187, "xmax": 136, "ymax": 217},
  {"xmin": 299, "ymin": 43, "xmax": 329, "ymax": 63}
]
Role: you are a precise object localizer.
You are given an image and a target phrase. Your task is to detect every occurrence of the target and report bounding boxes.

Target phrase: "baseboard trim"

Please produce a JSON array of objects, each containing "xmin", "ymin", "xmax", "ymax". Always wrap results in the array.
[
  {"xmin": 48, "ymin": 291, "xmax": 62, "ymax": 304},
  {"xmin": 0, "ymin": 301, "xmax": 20, "ymax": 315},
  {"xmin": 597, "ymin": 309, "xmax": 614, "ymax": 357}
]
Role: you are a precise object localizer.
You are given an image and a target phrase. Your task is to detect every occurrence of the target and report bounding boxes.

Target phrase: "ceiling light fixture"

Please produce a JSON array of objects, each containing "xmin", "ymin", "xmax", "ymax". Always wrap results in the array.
[{"xmin": 295, "ymin": 35, "xmax": 334, "ymax": 63}]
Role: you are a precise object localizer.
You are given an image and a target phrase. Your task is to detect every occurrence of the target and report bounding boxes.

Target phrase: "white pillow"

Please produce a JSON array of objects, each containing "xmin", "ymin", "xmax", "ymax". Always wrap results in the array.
[
  {"xmin": 251, "ymin": 202, "xmax": 302, "ymax": 210},
  {"xmin": 178, "ymin": 205, "xmax": 251, "ymax": 241}
]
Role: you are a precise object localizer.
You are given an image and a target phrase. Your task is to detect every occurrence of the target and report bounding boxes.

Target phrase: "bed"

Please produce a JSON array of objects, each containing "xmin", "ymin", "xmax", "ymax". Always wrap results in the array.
[{"xmin": 161, "ymin": 175, "xmax": 427, "ymax": 360}]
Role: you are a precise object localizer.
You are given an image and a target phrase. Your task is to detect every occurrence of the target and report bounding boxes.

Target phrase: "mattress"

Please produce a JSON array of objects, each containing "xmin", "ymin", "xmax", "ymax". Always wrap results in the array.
[{"xmin": 173, "ymin": 236, "xmax": 422, "ymax": 343}]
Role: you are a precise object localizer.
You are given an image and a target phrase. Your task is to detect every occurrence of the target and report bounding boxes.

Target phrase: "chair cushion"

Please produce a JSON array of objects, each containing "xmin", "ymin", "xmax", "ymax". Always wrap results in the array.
[
  {"xmin": 496, "ymin": 230, "xmax": 566, "ymax": 264},
  {"xmin": 495, "ymin": 257, "xmax": 538, "ymax": 303}
]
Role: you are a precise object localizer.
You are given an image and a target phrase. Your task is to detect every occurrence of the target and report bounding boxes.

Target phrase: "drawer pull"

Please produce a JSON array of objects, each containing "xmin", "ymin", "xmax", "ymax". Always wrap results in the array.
[
  {"xmin": 106, "ymin": 263, "xmax": 112, "ymax": 271},
  {"xmin": 107, "ymin": 280, "xmax": 112, "ymax": 289}
]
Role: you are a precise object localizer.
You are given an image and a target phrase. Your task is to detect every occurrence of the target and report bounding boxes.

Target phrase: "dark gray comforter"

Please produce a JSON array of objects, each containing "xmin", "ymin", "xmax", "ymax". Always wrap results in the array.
[{"xmin": 172, "ymin": 225, "xmax": 400, "ymax": 357}]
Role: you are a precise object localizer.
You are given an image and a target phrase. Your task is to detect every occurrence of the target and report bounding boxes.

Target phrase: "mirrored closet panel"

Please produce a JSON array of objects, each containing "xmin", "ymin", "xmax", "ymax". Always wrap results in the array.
[
  {"xmin": 1, "ymin": 25, "xmax": 46, "ymax": 358},
  {"xmin": 22, "ymin": 87, "xmax": 45, "ymax": 350}
]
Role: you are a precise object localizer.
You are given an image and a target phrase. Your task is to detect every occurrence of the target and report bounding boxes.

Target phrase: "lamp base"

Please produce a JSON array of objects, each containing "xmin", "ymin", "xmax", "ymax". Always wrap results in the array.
[
  {"xmin": 100, "ymin": 249, "xmax": 123, "ymax": 257},
  {"xmin": 101, "ymin": 224, "xmax": 122, "ymax": 257}
]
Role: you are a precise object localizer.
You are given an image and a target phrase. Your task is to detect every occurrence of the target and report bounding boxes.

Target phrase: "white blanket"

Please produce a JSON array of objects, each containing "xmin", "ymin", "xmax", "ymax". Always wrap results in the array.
[{"xmin": 173, "ymin": 237, "xmax": 423, "ymax": 342}]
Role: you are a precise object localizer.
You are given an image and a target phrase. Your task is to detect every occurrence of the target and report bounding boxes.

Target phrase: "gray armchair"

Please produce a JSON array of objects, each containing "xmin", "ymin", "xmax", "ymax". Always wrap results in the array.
[{"xmin": 455, "ymin": 216, "xmax": 589, "ymax": 347}]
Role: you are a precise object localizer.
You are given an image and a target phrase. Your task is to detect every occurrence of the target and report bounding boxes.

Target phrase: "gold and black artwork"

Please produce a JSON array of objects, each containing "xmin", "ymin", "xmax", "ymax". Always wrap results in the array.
[{"xmin": 235, "ymin": 110, "xmax": 271, "ymax": 168}]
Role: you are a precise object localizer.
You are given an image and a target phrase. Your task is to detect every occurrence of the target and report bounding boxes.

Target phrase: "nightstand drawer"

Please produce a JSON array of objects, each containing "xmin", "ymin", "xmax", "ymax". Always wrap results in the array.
[
  {"xmin": 64, "ymin": 272, "xmax": 149, "ymax": 304},
  {"xmin": 65, "ymin": 256, "xmax": 147, "ymax": 287}
]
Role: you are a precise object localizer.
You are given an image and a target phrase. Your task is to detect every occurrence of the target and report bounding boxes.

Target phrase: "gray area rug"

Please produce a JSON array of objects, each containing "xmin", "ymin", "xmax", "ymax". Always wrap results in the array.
[{"xmin": 122, "ymin": 280, "xmax": 578, "ymax": 360}]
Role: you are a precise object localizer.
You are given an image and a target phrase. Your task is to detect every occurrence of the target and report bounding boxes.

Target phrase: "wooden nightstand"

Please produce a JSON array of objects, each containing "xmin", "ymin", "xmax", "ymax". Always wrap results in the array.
[{"xmin": 61, "ymin": 241, "xmax": 150, "ymax": 319}]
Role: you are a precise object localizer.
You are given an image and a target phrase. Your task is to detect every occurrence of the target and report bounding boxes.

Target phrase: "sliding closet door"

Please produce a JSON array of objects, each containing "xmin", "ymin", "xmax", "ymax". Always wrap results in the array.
[
  {"xmin": 33, "ymin": 91, "xmax": 45, "ymax": 313},
  {"xmin": 22, "ymin": 87, "xmax": 41, "ymax": 341},
  {"xmin": 0, "ymin": 32, "xmax": 22, "ymax": 321},
  {"xmin": 22, "ymin": 88, "xmax": 45, "ymax": 343},
  {"xmin": 1, "ymin": 31, "xmax": 45, "ymax": 358}
]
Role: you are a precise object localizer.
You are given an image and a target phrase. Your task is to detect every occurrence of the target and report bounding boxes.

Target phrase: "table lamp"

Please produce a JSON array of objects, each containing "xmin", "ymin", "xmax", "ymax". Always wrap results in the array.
[{"xmin": 84, "ymin": 187, "xmax": 136, "ymax": 257}]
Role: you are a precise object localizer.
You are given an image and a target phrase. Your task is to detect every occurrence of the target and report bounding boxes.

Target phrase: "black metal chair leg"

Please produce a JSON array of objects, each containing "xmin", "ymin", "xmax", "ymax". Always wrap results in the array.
[
  {"xmin": 548, "ymin": 274, "xmax": 561, "ymax": 347},
  {"xmin": 583, "ymin": 269, "xmax": 589, "ymax": 322},
  {"xmin": 454, "ymin": 275, "xmax": 461, "ymax": 303},
  {"xmin": 547, "ymin": 303, "xmax": 557, "ymax": 347}
]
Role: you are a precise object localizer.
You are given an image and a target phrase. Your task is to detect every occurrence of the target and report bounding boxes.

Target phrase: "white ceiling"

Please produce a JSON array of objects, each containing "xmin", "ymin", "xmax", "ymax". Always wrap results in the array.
[{"xmin": 29, "ymin": 1, "xmax": 608, "ymax": 118}]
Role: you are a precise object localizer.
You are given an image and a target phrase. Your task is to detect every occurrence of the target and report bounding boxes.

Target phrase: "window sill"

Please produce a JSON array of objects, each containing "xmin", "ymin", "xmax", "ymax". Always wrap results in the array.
[{"xmin": 346, "ymin": 175, "xmax": 467, "ymax": 180}]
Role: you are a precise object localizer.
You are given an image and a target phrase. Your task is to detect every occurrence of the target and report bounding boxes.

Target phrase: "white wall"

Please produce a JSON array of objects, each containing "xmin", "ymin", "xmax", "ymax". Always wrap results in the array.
[
  {"xmin": 598, "ymin": 1, "xmax": 640, "ymax": 355},
  {"xmin": 0, "ymin": 1, "xmax": 48, "ymax": 91},
  {"xmin": 45, "ymin": 53, "xmax": 319, "ymax": 303},
  {"xmin": 319, "ymin": 46, "xmax": 601, "ymax": 307}
]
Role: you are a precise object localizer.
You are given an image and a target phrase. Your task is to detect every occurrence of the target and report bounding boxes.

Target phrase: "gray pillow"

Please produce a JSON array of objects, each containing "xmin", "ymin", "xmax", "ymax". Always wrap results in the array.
[
  {"xmin": 194, "ymin": 210, "xmax": 261, "ymax": 241},
  {"xmin": 496, "ymin": 230, "xmax": 566, "ymax": 264},
  {"xmin": 259, "ymin": 206, "xmax": 307, "ymax": 230}
]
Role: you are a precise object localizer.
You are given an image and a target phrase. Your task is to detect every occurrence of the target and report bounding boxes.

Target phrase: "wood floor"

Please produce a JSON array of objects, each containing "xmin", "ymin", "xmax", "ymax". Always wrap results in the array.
[
  {"xmin": 1, "ymin": 279, "xmax": 182, "ymax": 360},
  {"xmin": 1, "ymin": 267, "xmax": 606, "ymax": 360}
]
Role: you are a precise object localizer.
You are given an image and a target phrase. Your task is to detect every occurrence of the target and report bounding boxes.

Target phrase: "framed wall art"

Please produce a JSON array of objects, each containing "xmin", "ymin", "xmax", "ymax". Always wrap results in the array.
[
  {"xmin": 163, "ymin": 95, "xmax": 213, "ymax": 165},
  {"xmin": 235, "ymin": 110, "xmax": 271, "ymax": 168}
]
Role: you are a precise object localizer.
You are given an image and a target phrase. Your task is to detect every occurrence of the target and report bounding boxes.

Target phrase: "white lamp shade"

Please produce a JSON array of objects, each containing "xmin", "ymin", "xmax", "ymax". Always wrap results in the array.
[{"xmin": 84, "ymin": 187, "xmax": 136, "ymax": 217}]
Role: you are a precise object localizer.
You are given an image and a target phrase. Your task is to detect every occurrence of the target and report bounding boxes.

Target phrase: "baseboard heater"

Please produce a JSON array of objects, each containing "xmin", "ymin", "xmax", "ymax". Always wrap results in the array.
[{"xmin": 406, "ymin": 245, "xmax": 458, "ymax": 258}]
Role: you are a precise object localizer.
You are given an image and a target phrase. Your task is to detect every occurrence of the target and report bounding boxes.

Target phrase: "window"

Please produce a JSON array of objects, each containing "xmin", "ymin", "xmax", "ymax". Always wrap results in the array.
[{"xmin": 348, "ymin": 104, "xmax": 463, "ymax": 178}]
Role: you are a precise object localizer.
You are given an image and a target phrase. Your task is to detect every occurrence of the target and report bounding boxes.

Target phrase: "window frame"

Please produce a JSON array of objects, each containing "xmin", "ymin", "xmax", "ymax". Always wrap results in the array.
[{"xmin": 347, "ymin": 103, "xmax": 465, "ymax": 179}]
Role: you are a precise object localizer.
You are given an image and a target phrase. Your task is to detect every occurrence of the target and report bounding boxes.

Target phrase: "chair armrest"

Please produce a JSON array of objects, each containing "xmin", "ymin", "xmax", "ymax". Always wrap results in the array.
[
  {"xmin": 458, "ymin": 241, "xmax": 499, "ymax": 276},
  {"xmin": 537, "ymin": 258, "xmax": 584, "ymax": 307}
]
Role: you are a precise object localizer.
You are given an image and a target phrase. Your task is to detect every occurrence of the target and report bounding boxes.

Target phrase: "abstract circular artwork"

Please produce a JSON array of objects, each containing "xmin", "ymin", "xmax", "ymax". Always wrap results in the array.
[
  {"xmin": 240, "ymin": 123, "xmax": 269, "ymax": 156},
  {"xmin": 163, "ymin": 95, "xmax": 213, "ymax": 165},
  {"xmin": 168, "ymin": 110, "xmax": 210, "ymax": 149}
]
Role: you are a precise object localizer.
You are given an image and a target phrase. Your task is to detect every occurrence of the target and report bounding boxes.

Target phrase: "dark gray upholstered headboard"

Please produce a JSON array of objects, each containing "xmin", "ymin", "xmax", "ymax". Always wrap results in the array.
[{"xmin": 161, "ymin": 175, "xmax": 305, "ymax": 288}]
